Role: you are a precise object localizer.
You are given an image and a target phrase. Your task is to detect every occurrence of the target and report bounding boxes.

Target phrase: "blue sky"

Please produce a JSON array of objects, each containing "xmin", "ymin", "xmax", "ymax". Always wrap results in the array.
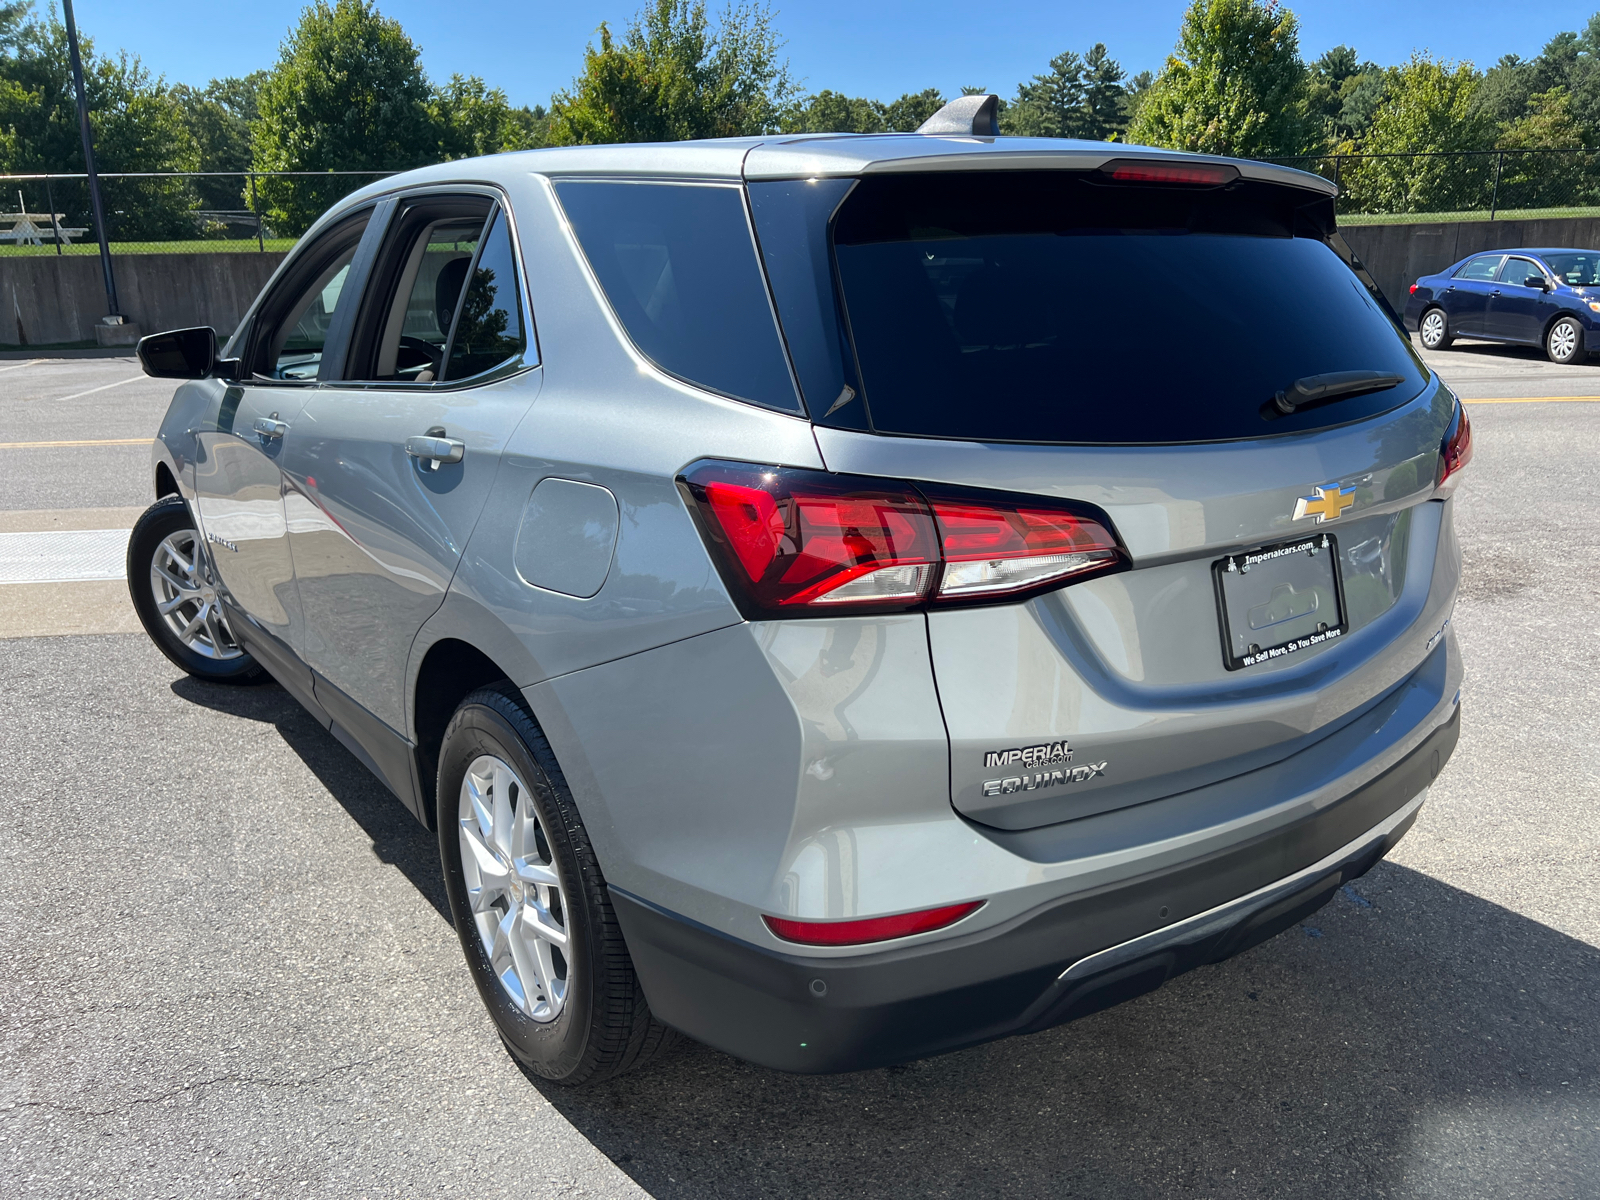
[{"xmin": 72, "ymin": 0, "xmax": 1600, "ymax": 109}]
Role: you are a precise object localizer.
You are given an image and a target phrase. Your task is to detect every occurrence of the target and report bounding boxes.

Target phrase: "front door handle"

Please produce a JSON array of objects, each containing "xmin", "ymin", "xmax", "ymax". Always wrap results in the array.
[
  {"xmin": 405, "ymin": 434, "xmax": 465, "ymax": 470},
  {"xmin": 253, "ymin": 417, "xmax": 288, "ymax": 439}
]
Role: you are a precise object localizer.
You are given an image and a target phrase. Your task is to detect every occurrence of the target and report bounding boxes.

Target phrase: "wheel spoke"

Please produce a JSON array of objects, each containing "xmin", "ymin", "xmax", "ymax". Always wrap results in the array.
[
  {"xmin": 522, "ymin": 898, "xmax": 568, "ymax": 949},
  {"xmin": 507, "ymin": 907, "xmax": 546, "ymax": 1007},
  {"xmin": 491, "ymin": 762, "xmax": 515, "ymax": 857},
  {"xmin": 177, "ymin": 603, "xmax": 207, "ymax": 644},
  {"xmin": 156, "ymin": 593, "xmax": 188, "ymax": 616},
  {"xmin": 516, "ymin": 859, "xmax": 561, "ymax": 889}
]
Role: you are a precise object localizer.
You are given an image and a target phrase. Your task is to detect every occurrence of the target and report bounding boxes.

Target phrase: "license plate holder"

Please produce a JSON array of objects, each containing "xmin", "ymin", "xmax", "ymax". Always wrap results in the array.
[{"xmin": 1213, "ymin": 535, "xmax": 1346, "ymax": 670}]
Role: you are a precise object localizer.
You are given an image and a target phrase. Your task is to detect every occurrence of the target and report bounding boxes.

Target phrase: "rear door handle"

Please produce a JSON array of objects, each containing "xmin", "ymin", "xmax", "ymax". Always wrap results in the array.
[
  {"xmin": 405, "ymin": 434, "xmax": 465, "ymax": 469},
  {"xmin": 253, "ymin": 417, "xmax": 288, "ymax": 439}
]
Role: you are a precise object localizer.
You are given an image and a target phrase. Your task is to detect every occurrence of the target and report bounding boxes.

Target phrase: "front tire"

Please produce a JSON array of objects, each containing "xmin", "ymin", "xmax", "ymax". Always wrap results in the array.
[
  {"xmin": 437, "ymin": 686, "xmax": 675, "ymax": 1085},
  {"xmin": 126, "ymin": 496, "xmax": 264, "ymax": 684},
  {"xmin": 1419, "ymin": 307, "xmax": 1452, "ymax": 350},
  {"xmin": 1546, "ymin": 315, "xmax": 1585, "ymax": 364}
]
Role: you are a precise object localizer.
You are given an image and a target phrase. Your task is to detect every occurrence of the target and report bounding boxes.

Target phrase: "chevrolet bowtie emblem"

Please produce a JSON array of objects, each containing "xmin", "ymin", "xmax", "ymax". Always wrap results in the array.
[{"xmin": 1293, "ymin": 484, "xmax": 1357, "ymax": 523}]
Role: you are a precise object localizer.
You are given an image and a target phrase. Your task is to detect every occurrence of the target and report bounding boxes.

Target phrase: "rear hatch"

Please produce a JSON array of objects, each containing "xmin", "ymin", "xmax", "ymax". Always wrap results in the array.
[{"xmin": 750, "ymin": 155, "xmax": 1459, "ymax": 831}]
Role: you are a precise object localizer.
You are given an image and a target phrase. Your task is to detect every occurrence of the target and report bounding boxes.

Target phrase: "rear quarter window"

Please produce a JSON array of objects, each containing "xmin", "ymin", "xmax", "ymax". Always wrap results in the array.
[{"xmin": 554, "ymin": 180, "xmax": 801, "ymax": 414}]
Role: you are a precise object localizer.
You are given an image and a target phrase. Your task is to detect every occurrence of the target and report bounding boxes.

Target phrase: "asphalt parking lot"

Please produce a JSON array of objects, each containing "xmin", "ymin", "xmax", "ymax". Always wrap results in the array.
[{"xmin": 2, "ymin": 344, "xmax": 1597, "ymax": 1198}]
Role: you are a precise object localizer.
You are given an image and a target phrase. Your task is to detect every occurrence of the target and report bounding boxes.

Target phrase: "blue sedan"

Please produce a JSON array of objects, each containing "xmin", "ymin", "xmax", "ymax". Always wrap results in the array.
[{"xmin": 1403, "ymin": 247, "xmax": 1600, "ymax": 364}]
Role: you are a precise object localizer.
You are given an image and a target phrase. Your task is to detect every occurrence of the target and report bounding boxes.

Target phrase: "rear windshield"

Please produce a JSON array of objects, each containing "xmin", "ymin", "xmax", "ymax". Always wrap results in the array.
[{"xmin": 830, "ymin": 172, "xmax": 1426, "ymax": 443}]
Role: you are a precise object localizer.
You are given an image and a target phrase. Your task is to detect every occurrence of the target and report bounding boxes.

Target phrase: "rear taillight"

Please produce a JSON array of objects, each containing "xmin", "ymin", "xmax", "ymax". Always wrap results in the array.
[
  {"xmin": 764, "ymin": 901, "xmax": 983, "ymax": 946},
  {"xmin": 679, "ymin": 461, "xmax": 1127, "ymax": 617},
  {"xmin": 1435, "ymin": 400, "xmax": 1473, "ymax": 495},
  {"xmin": 1409, "ymin": 283, "xmax": 1420, "ymax": 295}
]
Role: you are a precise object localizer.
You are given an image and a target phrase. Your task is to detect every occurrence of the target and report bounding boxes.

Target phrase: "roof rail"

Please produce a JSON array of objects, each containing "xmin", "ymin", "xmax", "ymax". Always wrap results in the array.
[{"xmin": 916, "ymin": 94, "xmax": 1000, "ymax": 136}]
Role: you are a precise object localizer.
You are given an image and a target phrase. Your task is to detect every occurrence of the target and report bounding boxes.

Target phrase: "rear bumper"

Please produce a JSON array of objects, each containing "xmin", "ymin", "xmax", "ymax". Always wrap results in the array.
[{"xmin": 612, "ymin": 705, "xmax": 1459, "ymax": 1073}]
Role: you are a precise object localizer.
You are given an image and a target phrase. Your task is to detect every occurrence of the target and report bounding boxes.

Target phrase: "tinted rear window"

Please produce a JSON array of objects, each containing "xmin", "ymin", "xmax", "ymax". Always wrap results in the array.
[
  {"xmin": 831, "ymin": 172, "xmax": 1426, "ymax": 443},
  {"xmin": 554, "ymin": 181, "xmax": 800, "ymax": 414}
]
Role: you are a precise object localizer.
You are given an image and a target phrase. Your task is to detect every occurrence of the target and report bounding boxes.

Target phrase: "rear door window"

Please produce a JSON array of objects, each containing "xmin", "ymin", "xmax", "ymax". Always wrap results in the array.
[
  {"xmin": 828, "ymin": 172, "xmax": 1426, "ymax": 444},
  {"xmin": 554, "ymin": 181, "xmax": 801, "ymax": 414},
  {"xmin": 1456, "ymin": 255, "xmax": 1504, "ymax": 281}
]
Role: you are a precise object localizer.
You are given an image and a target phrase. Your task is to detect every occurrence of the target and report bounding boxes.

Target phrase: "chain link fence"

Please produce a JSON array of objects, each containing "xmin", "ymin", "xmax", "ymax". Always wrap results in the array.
[
  {"xmin": 1267, "ymin": 148, "xmax": 1600, "ymax": 224},
  {"xmin": 0, "ymin": 171, "xmax": 394, "ymax": 256}
]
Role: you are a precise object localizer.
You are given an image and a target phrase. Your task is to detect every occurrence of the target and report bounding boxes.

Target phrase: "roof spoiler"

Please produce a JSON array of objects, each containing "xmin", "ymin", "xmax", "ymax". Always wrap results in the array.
[{"xmin": 917, "ymin": 94, "xmax": 1000, "ymax": 136}]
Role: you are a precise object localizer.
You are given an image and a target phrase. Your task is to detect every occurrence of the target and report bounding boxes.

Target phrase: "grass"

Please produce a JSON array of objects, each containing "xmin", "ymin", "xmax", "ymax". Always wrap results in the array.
[
  {"xmin": 1339, "ymin": 206, "xmax": 1600, "ymax": 226},
  {"xmin": 0, "ymin": 238, "xmax": 297, "ymax": 256}
]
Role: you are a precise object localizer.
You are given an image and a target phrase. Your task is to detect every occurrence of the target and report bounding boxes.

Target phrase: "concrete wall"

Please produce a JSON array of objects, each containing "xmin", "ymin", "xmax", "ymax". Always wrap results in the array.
[
  {"xmin": 8, "ymin": 217, "xmax": 1600, "ymax": 348},
  {"xmin": 1342, "ymin": 216, "xmax": 1600, "ymax": 314},
  {"xmin": 1, "ymin": 251, "xmax": 287, "ymax": 347}
]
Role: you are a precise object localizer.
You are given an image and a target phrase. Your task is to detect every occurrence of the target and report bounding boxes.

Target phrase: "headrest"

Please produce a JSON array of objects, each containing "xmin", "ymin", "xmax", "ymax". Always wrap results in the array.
[{"xmin": 435, "ymin": 256, "xmax": 471, "ymax": 335}]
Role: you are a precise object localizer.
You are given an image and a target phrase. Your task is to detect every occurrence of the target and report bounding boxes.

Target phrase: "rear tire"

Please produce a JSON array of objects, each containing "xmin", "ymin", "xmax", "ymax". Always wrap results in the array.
[
  {"xmin": 1418, "ymin": 307, "xmax": 1452, "ymax": 350},
  {"xmin": 437, "ymin": 686, "xmax": 676, "ymax": 1085},
  {"xmin": 126, "ymin": 496, "xmax": 265, "ymax": 684},
  {"xmin": 1546, "ymin": 315, "xmax": 1585, "ymax": 364}
]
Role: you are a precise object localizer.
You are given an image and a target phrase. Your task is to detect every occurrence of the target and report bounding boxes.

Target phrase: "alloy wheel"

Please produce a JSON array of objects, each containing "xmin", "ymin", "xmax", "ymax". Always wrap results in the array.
[
  {"xmin": 458, "ymin": 754, "xmax": 571, "ymax": 1022},
  {"xmin": 148, "ymin": 529, "xmax": 243, "ymax": 660},
  {"xmin": 1550, "ymin": 320, "xmax": 1578, "ymax": 361}
]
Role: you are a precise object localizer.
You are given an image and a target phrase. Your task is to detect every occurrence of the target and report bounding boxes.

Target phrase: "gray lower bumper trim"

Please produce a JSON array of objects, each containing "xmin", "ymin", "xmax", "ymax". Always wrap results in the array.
[{"xmin": 1057, "ymin": 788, "xmax": 1428, "ymax": 987}]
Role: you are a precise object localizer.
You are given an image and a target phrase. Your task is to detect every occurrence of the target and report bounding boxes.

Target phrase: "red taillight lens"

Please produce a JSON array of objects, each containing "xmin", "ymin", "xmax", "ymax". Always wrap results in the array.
[
  {"xmin": 1409, "ymin": 283, "xmax": 1420, "ymax": 295},
  {"xmin": 925, "ymin": 493, "xmax": 1123, "ymax": 602},
  {"xmin": 1100, "ymin": 159, "xmax": 1239, "ymax": 187},
  {"xmin": 1435, "ymin": 400, "xmax": 1473, "ymax": 495},
  {"xmin": 684, "ymin": 462, "xmax": 940, "ymax": 614},
  {"xmin": 680, "ymin": 462, "xmax": 1129, "ymax": 617},
  {"xmin": 764, "ymin": 901, "xmax": 983, "ymax": 946}
]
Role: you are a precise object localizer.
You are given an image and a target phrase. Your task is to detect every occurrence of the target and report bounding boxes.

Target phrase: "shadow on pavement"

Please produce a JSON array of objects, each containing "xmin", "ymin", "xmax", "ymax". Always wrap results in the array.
[
  {"xmin": 168, "ymin": 674, "xmax": 1600, "ymax": 1197},
  {"xmin": 536, "ymin": 864, "xmax": 1600, "ymax": 1198},
  {"xmin": 170, "ymin": 674, "xmax": 452, "ymax": 923}
]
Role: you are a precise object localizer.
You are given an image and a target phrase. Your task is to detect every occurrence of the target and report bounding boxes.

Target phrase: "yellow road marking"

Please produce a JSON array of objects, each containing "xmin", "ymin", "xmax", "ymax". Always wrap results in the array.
[
  {"xmin": 1463, "ymin": 395, "xmax": 1600, "ymax": 404},
  {"xmin": 0, "ymin": 437, "xmax": 151, "ymax": 449}
]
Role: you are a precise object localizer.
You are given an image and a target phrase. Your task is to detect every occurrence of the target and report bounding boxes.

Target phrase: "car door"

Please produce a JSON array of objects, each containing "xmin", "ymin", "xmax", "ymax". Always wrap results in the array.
[
  {"xmin": 1487, "ymin": 255, "xmax": 1552, "ymax": 343},
  {"xmin": 190, "ymin": 206, "xmax": 376, "ymax": 702},
  {"xmin": 277, "ymin": 191, "xmax": 540, "ymax": 794},
  {"xmin": 1443, "ymin": 254, "xmax": 1503, "ymax": 335}
]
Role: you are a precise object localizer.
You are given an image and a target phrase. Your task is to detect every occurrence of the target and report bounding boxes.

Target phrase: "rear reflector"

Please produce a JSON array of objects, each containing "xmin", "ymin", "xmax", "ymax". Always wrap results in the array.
[
  {"xmin": 1435, "ymin": 399, "xmax": 1473, "ymax": 495},
  {"xmin": 764, "ymin": 901, "xmax": 984, "ymax": 946},
  {"xmin": 1100, "ymin": 159, "xmax": 1240, "ymax": 187},
  {"xmin": 679, "ymin": 461, "xmax": 1128, "ymax": 617}
]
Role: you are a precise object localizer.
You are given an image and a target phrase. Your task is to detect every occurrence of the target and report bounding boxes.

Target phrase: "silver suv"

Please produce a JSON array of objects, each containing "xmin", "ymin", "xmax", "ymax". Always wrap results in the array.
[{"xmin": 129, "ymin": 109, "xmax": 1467, "ymax": 1085}]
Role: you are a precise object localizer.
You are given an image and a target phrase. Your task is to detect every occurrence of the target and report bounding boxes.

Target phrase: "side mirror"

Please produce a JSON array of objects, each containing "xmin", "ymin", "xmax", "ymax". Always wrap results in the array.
[
  {"xmin": 136, "ymin": 326, "xmax": 239, "ymax": 380},
  {"xmin": 1525, "ymin": 274, "xmax": 1550, "ymax": 290}
]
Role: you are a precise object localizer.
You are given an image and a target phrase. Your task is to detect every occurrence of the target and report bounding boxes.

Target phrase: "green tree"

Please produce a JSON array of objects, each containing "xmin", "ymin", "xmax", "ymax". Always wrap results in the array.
[
  {"xmin": 548, "ymin": 0, "xmax": 796, "ymax": 144},
  {"xmin": 174, "ymin": 72, "xmax": 267, "ymax": 228},
  {"xmin": 1494, "ymin": 87, "xmax": 1595, "ymax": 210},
  {"xmin": 1002, "ymin": 43, "xmax": 1127, "ymax": 139},
  {"xmin": 431, "ymin": 75, "xmax": 544, "ymax": 159},
  {"xmin": 782, "ymin": 89, "xmax": 886, "ymax": 133},
  {"xmin": 0, "ymin": 4, "xmax": 199, "ymax": 238},
  {"xmin": 1338, "ymin": 54, "xmax": 1493, "ymax": 214},
  {"xmin": 1307, "ymin": 44, "xmax": 1381, "ymax": 142},
  {"xmin": 1126, "ymin": 0, "xmax": 1313, "ymax": 158},
  {"xmin": 881, "ymin": 88, "xmax": 945, "ymax": 130},
  {"xmin": 252, "ymin": 0, "xmax": 437, "ymax": 233}
]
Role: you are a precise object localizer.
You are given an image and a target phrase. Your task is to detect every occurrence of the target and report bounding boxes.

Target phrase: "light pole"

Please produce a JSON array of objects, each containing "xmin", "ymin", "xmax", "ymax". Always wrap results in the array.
[{"xmin": 62, "ymin": 0, "xmax": 119, "ymax": 319}]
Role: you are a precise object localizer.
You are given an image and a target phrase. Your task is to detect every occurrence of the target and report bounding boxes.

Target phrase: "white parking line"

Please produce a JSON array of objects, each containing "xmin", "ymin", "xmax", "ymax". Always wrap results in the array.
[
  {"xmin": 0, "ymin": 529, "xmax": 130, "ymax": 584},
  {"xmin": 29, "ymin": 374, "xmax": 146, "ymax": 404},
  {"xmin": 0, "ymin": 358, "xmax": 45, "ymax": 373}
]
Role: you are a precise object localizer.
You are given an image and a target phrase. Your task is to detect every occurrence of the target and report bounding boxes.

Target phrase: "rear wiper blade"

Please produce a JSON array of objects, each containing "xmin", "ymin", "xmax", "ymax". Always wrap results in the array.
[{"xmin": 1264, "ymin": 370, "xmax": 1405, "ymax": 419}]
